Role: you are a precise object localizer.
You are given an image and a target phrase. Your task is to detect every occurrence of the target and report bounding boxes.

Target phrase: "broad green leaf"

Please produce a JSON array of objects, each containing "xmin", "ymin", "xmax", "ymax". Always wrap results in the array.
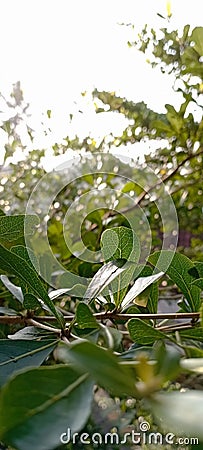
[
  {"xmin": 59, "ymin": 340, "xmax": 138, "ymax": 397},
  {"xmin": 0, "ymin": 275, "xmax": 24, "ymax": 303},
  {"xmin": 180, "ymin": 358, "xmax": 203, "ymax": 373},
  {"xmin": 0, "ymin": 214, "xmax": 39, "ymax": 243},
  {"xmin": 75, "ymin": 303, "xmax": 99, "ymax": 329},
  {"xmin": 121, "ymin": 272, "xmax": 164, "ymax": 309},
  {"xmin": 23, "ymin": 293, "xmax": 41, "ymax": 309},
  {"xmin": 83, "ymin": 260, "xmax": 128, "ymax": 302},
  {"xmin": 11, "ymin": 244, "xmax": 40, "ymax": 272},
  {"xmin": 0, "ymin": 244, "xmax": 64, "ymax": 327},
  {"xmin": 0, "ymin": 340, "xmax": 57, "ymax": 386},
  {"xmin": 150, "ymin": 391, "xmax": 203, "ymax": 440},
  {"xmin": 101, "ymin": 226, "xmax": 140, "ymax": 262},
  {"xmin": 0, "ymin": 366, "xmax": 93, "ymax": 450},
  {"xmin": 128, "ymin": 319, "xmax": 165, "ymax": 345},
  {"xmin": 101, "ymin": 227, "xmax": 140, "ymax": 305},
  {"xmin": 148, "ymin": 251, "xmax": 201, "ymax": 311}
]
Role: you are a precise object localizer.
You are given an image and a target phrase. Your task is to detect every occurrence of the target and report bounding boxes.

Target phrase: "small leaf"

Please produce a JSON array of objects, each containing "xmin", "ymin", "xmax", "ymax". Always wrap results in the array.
[
  {"xmin": 121, "ymin": 272, "xmax": 164, "ymax": 309},
  {"xmin": 101, "ymin": 226, "xmax": 140, "ymax": 263},
  {"xmin": 0, "ymin": 366, "xmax": 93, "ymax": 450},
  {"xmin": 128, "ymin": 319, "xmax": 165, "ymax": 345},
  {"xmin": 0, "ymin": 340, "xmax": 57, "ymax": 387},
  {"xmin": 84, "ymin": 260, "xmax": 128, "ymax": 302},
  {"xmin": 76, "ymin": 303, "xmax": 99, "ymax": 329}
]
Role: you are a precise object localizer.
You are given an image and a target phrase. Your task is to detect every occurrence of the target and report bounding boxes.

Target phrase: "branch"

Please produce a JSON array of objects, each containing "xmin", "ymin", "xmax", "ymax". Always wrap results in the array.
[{"xmin": 0, "ymin": 311, "xmax": 200, "ymax": 324}]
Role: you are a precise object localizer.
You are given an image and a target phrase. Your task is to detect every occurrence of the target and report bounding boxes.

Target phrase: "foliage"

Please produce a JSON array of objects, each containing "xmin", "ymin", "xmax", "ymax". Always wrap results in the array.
[{"xmin": 0, "ymin": 216, "xmax": 203, "ymax": 449}]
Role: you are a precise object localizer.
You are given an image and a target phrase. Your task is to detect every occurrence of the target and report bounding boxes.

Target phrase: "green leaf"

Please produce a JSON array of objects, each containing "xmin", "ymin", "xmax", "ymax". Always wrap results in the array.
[
  {"xmin": 0, "ymin": 340, "xmax": 57, "ymax": 387},
  {"xmin": 83, "ymin": 260, "xmax": 128, "ymax": 302},
  {"xmin": 0, "ymin": 275, "xmax": 24, "ymax": 303},
  {"xmin": 191, "ymin": 27, "xmax": 203, "ymax": 56},
  {"xmin": 121, "ymin": 272, "xmax": 164, "ymax": 309},
  {"xmin": 0, "ymin": 244, "xmax": 64, "ymax": 327},
  {"xmin": 59, "ymin": 340, "xmax": 138, "ymax": 397},
  {"xmin": 101, "ymin": 226, "xmax": 140, "ymax": 263},
  {"xmin": 23, "ymin": 293, "xmax": 41, "ymax": 309},
  {"xmin": 150, "ymin": 391, "xmax": 203, "ymax": 440},
  {"xmin": 0, "ymin": 215, "xmax": 39, "ymax": 244},
  {"xmin": 148, "ymin": 251, "xmax": 201, "ymax": 311},
  {"xmin": 0, "ymin": 366, "xmax": 93, "ymax": 450},
  {"xmin": 101, "ymin": 227, "xmax": 140, "ymax": 305},
  {"xmin": 192, "ymin": 278, "xmax": 203, "ymax": 289},
  {"xmin": 179, "ymin": 327, "xmax": 203, "ymax": 341},
  {"xmin": 76, "ymin": 303, "xmax": 99, "ymax": 329},
  {"xmin": 128, "ymin": 319, "xmax": 165, "ymax": 345}
]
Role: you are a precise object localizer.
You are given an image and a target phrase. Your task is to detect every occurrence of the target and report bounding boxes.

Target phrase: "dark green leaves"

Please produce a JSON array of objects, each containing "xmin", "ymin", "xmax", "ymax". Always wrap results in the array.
[
  {"xmin": 0, "ymin": 244, "xmax": 64, "ymax": 327},
  {"xmin": 0, "ymin": 340, "xmax": 57, "ymax": 386},
  {"xmin": 0, "ymin": 366, "xmax": 94, "ymax": 450},
  {"xmin": 75, "ymin": 303, "xmax": 99, "ymax": 329},
  {"xmin": 128, "ymin": 319, "xmax": 165, "ymax": 345}
]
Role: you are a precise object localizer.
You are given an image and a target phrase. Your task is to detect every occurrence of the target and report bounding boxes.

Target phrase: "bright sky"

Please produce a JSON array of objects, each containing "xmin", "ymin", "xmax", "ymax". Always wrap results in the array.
[{"xmin": 0, "ymin": 0, "xmax": 202, "ymax": 165}]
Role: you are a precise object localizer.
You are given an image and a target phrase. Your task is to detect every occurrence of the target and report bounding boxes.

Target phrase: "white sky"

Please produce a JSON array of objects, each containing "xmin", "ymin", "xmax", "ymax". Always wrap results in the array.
[{"xmin": 0, "ymin": 0, "xmax": 202, "ymax": 165}]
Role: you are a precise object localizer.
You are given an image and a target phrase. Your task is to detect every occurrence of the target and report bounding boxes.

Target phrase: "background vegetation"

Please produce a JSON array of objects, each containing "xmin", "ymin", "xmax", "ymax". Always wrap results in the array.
[{"xmin": 0, "ymin": 11, "xmax": 203, "ymax": 450}]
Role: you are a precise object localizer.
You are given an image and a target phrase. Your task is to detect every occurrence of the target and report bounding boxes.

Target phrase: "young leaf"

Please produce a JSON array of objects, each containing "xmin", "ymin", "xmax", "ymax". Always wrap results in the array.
[
  {"xmin": 0, "ymin": 244, "xmax": 64, "ymax": 327},
  {"xmin": 150, "ymin": 391, "xmax": 203, "ymax": 440},
  {"xmin": 121, "ymin": 272, "xmax": 164, "ymax": 309},
  {"xmin": 75, "ymin": 303, "xmax": 99, "ymax": 329},
  {"xmin": 101, "ymin": 226, "xmax": 140, "ymax": 263},
  {"xmin": 0, "ymin": 214, "xmax": 39, "ymax": 244},
  {"xmin": 83, "ymin": 260, "xmax": 128, "ymax": 302},
  {"xmin": 148, "ymin": 251, "xmax": 201, "ymax": 311},
  {"xmin": 59, "ymin": 340, "xmax": 138, "ymax": 397},
  {"xmin": 0, "ymin": 340, "xmax": 57, "ymax": 387},
  {"xmin": 0, "ymin": 366, "xmax": 94, "ymax": 450},
  {"xmin": 128, "ymin": 319, "xmax": 165, "ymax": 345}
]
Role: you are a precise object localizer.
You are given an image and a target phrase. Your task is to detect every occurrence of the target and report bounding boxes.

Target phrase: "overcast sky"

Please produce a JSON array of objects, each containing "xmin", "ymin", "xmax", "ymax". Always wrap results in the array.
[{"xmin": 0, "ymin": 0, "xmax": 202, "ymax": 162}]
